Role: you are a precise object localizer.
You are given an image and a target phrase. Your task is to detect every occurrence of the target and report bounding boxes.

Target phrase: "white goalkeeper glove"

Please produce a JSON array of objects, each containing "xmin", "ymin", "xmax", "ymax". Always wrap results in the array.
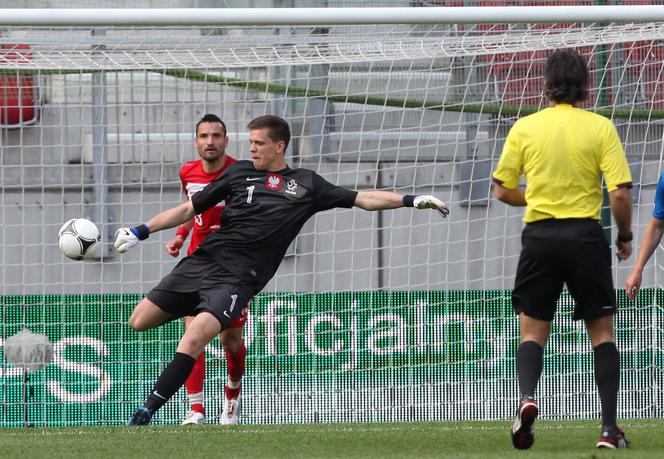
[
  {"xmin": 114, "ymin": 224, "xmax": 150, "ymax": 253},
  {"xmin": 404, "ymin": 195, "xmax": 449, "ymax": 218}
]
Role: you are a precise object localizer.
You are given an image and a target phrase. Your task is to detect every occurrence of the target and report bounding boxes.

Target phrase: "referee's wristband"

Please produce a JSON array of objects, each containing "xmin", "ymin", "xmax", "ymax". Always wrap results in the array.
[
  {"xmin": 403, "ymin": 195, "xmax": 416, "ymax": 207},
  {"xmin": 617, "ymin": 231, "xmax": 633, "ymax": 243},
  {"xmin": 130, "ymin": 224, "xmax": 150, "ymax": 241}
]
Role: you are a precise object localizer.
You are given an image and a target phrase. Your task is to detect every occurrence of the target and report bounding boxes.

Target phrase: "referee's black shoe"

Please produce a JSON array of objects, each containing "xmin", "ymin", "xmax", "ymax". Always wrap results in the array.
[
  {"xmin": 128, "ymin": 406, "xmax": 153, "ymax": 426},
  {"xmin": 511, "ymin": 396, "xmax": 538, "ymax": 449}
]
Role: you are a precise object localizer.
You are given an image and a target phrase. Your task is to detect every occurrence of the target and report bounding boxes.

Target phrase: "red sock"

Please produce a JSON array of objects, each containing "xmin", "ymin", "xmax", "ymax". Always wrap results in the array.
[
  {"xmin": 185, "ymin": 351, "xmax": 205, "ymax": 413},
  {"xmin": 226, "ymin": 341, "xmax": 246, "ymax": 399},
  {"xmin": 225, "ymin": 385, "xmax": 241, "ymax": 400},
  {"xmin": 227, "ymin": 341, "xmax": 246, "ymax": 382}
]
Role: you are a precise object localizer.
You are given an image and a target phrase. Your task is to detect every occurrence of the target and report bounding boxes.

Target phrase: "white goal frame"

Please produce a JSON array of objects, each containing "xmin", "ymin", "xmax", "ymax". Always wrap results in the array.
[{"xmin": 1, "ymin": 5, "xmax": 663, "ymax": 427}]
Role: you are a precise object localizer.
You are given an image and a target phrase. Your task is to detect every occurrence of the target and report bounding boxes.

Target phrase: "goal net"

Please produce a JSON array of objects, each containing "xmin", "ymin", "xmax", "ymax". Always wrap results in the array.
[{"xmin": 1, "ymin": 9, "xmax": 662, "ymax": 426}]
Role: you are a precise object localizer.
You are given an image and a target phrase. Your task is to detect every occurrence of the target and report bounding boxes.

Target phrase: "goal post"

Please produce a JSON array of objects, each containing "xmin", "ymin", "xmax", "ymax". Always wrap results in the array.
[{"xmin": 0, "ymin": 6, "xmax": 663, "ymax": 426}]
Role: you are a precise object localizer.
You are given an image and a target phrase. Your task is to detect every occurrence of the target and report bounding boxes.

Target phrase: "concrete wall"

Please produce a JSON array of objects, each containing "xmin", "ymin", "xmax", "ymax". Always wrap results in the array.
[{"xmin": 2, "ymin": 80, "xmax": 658, "ymax": 295}]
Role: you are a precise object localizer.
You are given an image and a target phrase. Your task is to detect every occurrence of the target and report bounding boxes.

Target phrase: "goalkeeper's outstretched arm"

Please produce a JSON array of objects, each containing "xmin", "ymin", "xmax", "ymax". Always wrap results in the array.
[
  {"xmin": 354, "ymin": 191, "xmax": 449, "ymax": 217},
  {"xmin": 145, "ymin": 201, "xmax": 196, "ymax": 233},
  {"xmin": 115, "ymin": 201, "xmax": 196, "ymax": 253}
]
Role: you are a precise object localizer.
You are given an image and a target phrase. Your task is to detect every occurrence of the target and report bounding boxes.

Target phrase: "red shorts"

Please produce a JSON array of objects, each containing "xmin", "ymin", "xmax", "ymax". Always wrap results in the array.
[{"xmin": 229, "ymin": 304, "xmax": 249, "ymax": 328}]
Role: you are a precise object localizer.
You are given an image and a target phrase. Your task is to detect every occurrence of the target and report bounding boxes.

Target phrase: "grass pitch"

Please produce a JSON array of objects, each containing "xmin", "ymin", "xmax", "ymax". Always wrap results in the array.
[{"xmin": 2, "ymin": 419, "xmax": 663, "ymax": 458}]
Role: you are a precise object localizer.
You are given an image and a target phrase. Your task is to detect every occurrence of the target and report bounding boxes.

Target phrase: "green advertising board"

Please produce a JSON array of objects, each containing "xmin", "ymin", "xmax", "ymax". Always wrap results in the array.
[{"xmin": 1, "ymin": 290, "xmax": 661, "ymax": 427}]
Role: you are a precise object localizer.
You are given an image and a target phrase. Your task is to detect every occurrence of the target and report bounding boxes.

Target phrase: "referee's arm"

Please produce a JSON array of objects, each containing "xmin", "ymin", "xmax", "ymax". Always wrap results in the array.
[
  {"xmin": 493, "ymin": 183, "xmax": 526, "ymax": 207},
  {"xmin": 610, "ymin": 186, "xmax": 633, "ymax": 262}
]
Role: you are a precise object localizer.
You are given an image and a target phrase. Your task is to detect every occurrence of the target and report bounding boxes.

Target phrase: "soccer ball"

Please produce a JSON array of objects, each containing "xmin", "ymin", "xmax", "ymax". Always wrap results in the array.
[{"xmin": 58, "ymin": 218, "xmax": 101, "ymax": 260}]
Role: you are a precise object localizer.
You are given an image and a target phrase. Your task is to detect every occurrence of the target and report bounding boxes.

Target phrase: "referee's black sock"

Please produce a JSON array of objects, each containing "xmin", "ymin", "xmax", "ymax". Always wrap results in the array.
[
  {"xmin": 144, "ymin": 352, "xmax": 196, "ymax": 414},
  {"xmin": 517, "ymin": 340, "xmax": 544, "ymax": 399},
  {"xmin": 593, "ymin": 341, "xmax": 619, "ymax": 428}
]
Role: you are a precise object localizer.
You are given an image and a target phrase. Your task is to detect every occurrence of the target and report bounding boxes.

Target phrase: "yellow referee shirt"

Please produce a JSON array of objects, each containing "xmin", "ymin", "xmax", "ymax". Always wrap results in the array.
[{"xmin": 492, "ymin": 104, "xmax": 632, "ymax": 223}]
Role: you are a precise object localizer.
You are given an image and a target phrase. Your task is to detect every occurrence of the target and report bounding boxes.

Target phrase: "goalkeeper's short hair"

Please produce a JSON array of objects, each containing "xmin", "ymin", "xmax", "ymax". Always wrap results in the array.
[{"xmin": 247, "ymin": 115, "xmax": 291, "ymax": 149}]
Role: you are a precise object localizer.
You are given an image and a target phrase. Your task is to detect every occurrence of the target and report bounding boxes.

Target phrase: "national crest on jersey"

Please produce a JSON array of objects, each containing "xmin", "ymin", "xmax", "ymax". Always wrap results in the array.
[
  {"xmin": 285, "ymin": 179, "xmax": 298, "ymax": 195},
  {"xmin": 266, "ymin": 173, "xmax": 283, "ymax": 191}
]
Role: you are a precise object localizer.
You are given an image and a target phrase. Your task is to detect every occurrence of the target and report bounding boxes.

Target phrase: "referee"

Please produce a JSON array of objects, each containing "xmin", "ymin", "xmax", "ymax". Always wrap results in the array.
[
  {"xmin": 114, "ymin": 115, "xmax": 449, "ymax": 426},
  {"xmin": 492, "ymin": 49, "xmax": 632, "ymax": 450}
]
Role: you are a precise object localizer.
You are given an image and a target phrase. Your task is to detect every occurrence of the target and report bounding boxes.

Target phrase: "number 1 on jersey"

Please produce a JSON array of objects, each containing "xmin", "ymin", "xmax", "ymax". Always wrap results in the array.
[{"xmin": 246, "ymin": 185, "xmax": 255, "ymax": 204}]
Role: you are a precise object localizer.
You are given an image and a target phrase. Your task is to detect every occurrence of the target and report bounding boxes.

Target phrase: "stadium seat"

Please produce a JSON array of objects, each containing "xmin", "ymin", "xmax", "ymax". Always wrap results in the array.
[
  {"xmin": 0, "ymin": 43, "xmax": 40, "ymax": 127},
  {"xmin": 624, "ymin": 40, "xmax": 664, "ymax": 110}
]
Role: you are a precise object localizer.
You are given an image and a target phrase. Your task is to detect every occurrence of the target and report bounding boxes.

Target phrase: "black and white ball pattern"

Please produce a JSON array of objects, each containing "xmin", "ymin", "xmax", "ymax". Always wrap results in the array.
[{"xmin": 58, "ymin": 218, "xmax": 101, "ymax": 260}]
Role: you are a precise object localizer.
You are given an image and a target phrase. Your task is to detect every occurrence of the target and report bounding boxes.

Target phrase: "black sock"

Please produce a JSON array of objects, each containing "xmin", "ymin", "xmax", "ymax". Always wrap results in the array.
[
  {"xmin": 517, "ymin": 341, "xmax": 544, "ymax": 399},
  {"xmin": 594, "ymin": 342, "xmax": 619, "ymax": 428},
  {"xmin": 144, "ymin": 352, "xmax": 196, "ymax": 414}
]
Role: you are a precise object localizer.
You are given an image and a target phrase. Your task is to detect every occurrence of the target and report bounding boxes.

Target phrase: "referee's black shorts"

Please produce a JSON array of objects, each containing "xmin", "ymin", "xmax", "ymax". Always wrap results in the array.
[
  {"xmin": 146, "ymin": 250, "xmax": 258, "ymax": 329},
  {"xmin": 512, "ymin": 218, "xmax": 616, "ymax": 321}
]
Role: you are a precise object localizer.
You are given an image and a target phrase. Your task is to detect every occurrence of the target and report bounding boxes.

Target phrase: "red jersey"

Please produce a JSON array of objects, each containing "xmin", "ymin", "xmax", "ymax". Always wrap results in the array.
[{"xmin": 179, "ymin": 155, "xmax": 237, "ymax": 255}]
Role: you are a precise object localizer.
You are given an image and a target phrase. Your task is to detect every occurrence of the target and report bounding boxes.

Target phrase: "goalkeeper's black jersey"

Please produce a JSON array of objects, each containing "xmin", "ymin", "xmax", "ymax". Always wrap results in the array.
[{"xmin": 192, "ymin": 160, "xmax": 357, "ymax": 288}]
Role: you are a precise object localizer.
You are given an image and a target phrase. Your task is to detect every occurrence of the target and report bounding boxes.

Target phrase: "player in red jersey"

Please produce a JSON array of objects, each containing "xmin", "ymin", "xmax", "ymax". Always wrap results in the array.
[{"xmin": 165, "ymin": 114, "xmax": 246, "ymax": 425}]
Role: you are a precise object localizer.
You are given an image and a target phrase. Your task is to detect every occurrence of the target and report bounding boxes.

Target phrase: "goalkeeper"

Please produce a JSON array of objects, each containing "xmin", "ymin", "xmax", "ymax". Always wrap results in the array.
[
  {"xmin": 492, "ymin": 49, "xmax": 632, "ymax": 450},
  {"xmin": 114, "ymin": 114, "xmax": 449, "ymax": 426}
]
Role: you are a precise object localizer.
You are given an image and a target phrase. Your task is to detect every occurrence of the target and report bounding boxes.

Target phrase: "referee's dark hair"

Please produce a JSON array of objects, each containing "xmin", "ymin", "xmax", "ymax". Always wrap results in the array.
[
  {"xmin": 248, "ymin": 115, "xmax": 291, "ymax": 149},
  {"xmin": 544, "ymin": 49, "xmax": 589, "ymax": 104},
  {"xmin": 195, "ymin": 113, "xmax": 227, "ymax": 137}
]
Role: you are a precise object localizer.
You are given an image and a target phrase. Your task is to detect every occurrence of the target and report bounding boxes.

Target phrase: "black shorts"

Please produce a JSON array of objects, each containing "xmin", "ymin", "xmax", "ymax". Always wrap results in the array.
[
  {"xmin": 146, "ymin": 250, "xmax": 258, "ymax": 329},
  {"xmin": 512, "ymin": 218, "xmax": 616, "ymax": 321}
]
